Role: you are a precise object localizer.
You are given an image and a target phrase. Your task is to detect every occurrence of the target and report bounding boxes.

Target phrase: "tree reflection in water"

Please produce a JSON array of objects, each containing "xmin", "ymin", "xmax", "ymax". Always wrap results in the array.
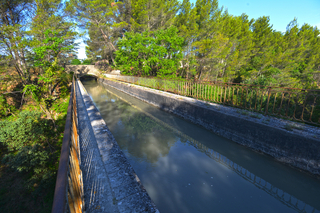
[{"xmin": 84, "ymin": 80, "xmax": 178, "ymax": 164}]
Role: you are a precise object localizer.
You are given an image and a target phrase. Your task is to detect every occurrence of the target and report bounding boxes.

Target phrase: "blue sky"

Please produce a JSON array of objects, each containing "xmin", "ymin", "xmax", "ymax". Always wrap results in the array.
[
  {"xmin": 210, "ymin": 0, "xmax": 320, "ymax": 32},
  {"xmin": 77, "ymin": 0, "xmax": 320, "ymax": 59}
]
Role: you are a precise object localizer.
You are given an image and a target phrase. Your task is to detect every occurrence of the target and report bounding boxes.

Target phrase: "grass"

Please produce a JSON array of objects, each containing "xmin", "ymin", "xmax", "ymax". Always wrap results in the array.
[
  {"xmin": 112, "ymin": 197, "xmax": 117, "ymax": 205},
  {"xmin": 284, "ymin": 124, "xmax": 294, "ymax": 131},
  {"xmin": 250, "ymin": 114, "xmax": 262, "ymax": 119},
  {"xmin": 284, "ymin": 123, "xmax": 305, "ymax": 131},
  {"xmin": 239, "ymin": 110, "xmax": 249, "ymax": 116}
]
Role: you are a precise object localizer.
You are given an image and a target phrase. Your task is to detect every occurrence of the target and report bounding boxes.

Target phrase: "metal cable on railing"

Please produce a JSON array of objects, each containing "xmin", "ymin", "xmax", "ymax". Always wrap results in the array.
[
  {"xmin": 52, "ymin": 76, "xmax": 84, "ymax": 213},
  {"xmin": 105, "ymin": 74, "xmax": 320, "ymax": 126}
]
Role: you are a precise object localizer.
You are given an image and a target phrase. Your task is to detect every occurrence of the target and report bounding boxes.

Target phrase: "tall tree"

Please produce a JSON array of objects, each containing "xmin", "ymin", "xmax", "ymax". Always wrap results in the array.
[
  {"xmin": 115, "ymin": 26, "xmax": 184, "ymax": 78},
  {"xmin": 250, "ymin": 16, "xmax": 274, "ymax": 74},
  {"xmin": 175, "ymin": 0, "xmax": 199, "ymax": 78},
  {"xmin": 191, "ymin": 0, "xmax": 226, "ymax": 80},
  {"xmin": 1, "ymin": 0, "xmax": 76, "ymax": 119},
  {"xmin": 219, "ymin": 13, "xmax": 254, "ymax": 82},
  {"xmin": 130, "ymin": 0, "xmax": 179, "ymax": 32},
  {"xmin": 30, "ymin": 0, "xmax": 77, "ymax": 72},
  {"xmin": 0, "ymin": 0, "xmax": 35, "ymax": 84},
  {"xmin": 66, "ymin": 0, "xmax": 121, "ymax": 64}
]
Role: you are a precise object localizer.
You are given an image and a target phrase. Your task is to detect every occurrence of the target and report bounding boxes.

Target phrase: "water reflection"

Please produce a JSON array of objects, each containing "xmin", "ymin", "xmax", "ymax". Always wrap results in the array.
[
  {"xmin": 87, "ymin": 84, "xmax": 177, "ymax": 163},
  {"xmin": 82, "ymin": 79, "xmax": 320, "ymax": 213}
]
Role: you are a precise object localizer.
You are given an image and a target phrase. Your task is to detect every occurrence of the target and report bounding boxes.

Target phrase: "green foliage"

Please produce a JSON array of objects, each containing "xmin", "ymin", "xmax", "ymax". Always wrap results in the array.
[
  {"xmin": 34, "ymin": 30, "xmax": 73, "ymax": 68},
  {"xmin": 0, "ymin": 95, "xmax": 16, "ymax": 117},
  {"xmin": 0, "ymin": 1, "xmax": 75, "ymax": 211},
  {"xmin": 52, "ymin": 97, "xmax": 70, "ymax": 114},
  {"xmin": 0, "ymin": 106, "xmax": 69, "ymax": 196},
  {"xmin": 2, "ymin": 144, "xmax": 51, "ymax": 181},
  {"xmin": 65, "ymin": 0, "xmax": 320, "ymax": 89},
  {"xmin": 71, "ymin": 59, "xmax": 82, "ymax": 65},
  {"xmin": 0, "ymin": 110, "xmax": 59, "ymax": 188},
  {"xmin": 0, "ymin": 111, "xmax": 51, "ymax": 151},
  {"xmin": 23, "ymin": 30, "xmax": 72, "ymax": 111},
  {"xmin": 115, "ymin": 26, "xmax": 184, "ymax": 78},
  {"xmin": 82, "ymin": 59, "xmax": 92, "ymax": 65}
]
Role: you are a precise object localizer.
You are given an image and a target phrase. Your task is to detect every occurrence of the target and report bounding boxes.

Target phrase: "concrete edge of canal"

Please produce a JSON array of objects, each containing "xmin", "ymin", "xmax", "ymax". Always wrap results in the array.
[
  {"xmin": 77, "ymin": 80, "xmax": 160, "ymax": 213},
  {"xmin": 98, "ymin": 77, "xmax": 320, "ymax": 176}
]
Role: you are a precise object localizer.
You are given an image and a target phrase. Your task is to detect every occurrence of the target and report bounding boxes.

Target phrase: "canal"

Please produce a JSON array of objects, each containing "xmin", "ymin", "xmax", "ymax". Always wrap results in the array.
[{"xmin": 82, "ymin": 79, "xmax": 320, "ymax": 213}]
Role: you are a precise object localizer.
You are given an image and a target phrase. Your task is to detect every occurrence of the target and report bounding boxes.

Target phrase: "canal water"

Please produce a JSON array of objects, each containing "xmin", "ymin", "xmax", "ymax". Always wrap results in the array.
[{"xmin": 82, "ymin": 79, "xmax": 320, "ymax": 213}]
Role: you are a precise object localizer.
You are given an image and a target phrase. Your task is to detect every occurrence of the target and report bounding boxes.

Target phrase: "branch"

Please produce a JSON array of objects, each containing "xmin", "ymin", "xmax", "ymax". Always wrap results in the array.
[
  {"xmin": 51, "ymin": 80, "xmax": 61, "ymax": 95},
  {"xmin": 0, "ymin": 91, "xmax": 22, "ymax": 95},
  {"xmin": 19, "ymin": 90, "xmax": 26, "ymax": 109}
]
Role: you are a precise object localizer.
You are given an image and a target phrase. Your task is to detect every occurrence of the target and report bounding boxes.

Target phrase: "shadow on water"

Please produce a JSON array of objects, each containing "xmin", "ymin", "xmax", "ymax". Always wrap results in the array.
[{"xmin": 82, "ymin": 79, "xmax": 320, "ymax": 213}]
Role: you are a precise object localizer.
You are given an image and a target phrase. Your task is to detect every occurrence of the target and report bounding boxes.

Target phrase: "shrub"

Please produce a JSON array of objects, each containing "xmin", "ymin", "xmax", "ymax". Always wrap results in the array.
[
  {"xmin": 82, "ymin": 59, "xmax": 92, "ymax": 65},
  {"xmin": 0, "ymin": 95, "xmax": 16, "ymax": 117},
  {"xmin": 0, "ymin": 111, "xmax": 52, "ymax": 150},
  {"xmin": 71, "ymin": 58, "xmax": 81, "ymax": 65},
  {"xmin": 0, "ymin": 110, "xmax": 58, "ymax": 189}
]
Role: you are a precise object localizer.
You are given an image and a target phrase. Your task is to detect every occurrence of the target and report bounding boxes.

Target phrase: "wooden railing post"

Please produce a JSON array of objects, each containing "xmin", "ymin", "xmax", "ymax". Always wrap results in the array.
[{"xmin": 265, "ymin": 87, "xmax": 272, "ymax": 115}]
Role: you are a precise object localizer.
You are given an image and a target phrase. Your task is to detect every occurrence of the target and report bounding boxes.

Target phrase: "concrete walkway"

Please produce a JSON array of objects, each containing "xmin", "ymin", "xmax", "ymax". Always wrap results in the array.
[{"xmin": 76, "ymin": 81, "xmax": 158, "ymax": 213}]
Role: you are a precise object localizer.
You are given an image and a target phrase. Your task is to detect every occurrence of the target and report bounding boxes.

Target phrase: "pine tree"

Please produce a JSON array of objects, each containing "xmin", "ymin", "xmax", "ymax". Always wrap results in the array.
[
  {"xmin": 0, "ymin": 0, "xmax": 35, "ymax": 84},
  {"xmin": 66, "ymin": 0, "xmax": 122, "ymax": 64}
]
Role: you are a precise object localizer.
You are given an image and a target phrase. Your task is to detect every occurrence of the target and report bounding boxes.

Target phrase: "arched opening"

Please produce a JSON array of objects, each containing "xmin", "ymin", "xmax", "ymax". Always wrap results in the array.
[{"xmin": 80, "ymin": 74, "xmax": 97, "ymax": 82}]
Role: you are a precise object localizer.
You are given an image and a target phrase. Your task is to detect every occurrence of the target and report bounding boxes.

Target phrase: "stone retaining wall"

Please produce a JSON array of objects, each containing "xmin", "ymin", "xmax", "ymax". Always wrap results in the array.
[{"xmin": 99, "ymin": 78, "xmax": 320, "ymax": 175}]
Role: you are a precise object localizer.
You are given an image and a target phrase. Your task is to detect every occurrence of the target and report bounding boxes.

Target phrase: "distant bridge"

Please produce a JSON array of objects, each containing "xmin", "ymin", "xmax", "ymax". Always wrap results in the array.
[{"xmin": 65, "ymin": 65, "xmax": 101, "ymax": 77}]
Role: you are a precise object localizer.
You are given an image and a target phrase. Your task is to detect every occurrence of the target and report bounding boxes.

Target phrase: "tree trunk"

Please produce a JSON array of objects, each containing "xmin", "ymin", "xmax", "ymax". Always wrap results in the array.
[{"xmin": 39, "ymin": 104, "xmax": 57, "ymax": 131}]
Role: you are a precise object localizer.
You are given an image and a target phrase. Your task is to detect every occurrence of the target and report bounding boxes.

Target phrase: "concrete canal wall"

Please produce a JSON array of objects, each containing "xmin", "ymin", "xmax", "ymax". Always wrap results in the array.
[
  {"xmin": 99, "ymin": 78, "xmax": 320, "ymax": 175},
  {"xmin": 77, "ymin": 80, "xmax": 159, "ymax": 213}
]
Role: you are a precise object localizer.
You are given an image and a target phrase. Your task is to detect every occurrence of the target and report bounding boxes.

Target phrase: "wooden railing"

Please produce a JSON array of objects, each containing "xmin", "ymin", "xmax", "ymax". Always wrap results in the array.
[
  {"xmin": 105, "ymin": 74, "xmax": 320, "ymax": 126},
  {"xmin": 52, "ymin": 76, "xmax": 84, "ymax": 213}
]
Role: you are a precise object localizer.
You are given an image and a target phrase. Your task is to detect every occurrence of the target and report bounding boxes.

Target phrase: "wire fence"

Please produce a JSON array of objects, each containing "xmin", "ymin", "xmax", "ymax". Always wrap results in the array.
[
  {"xmin": 105, "ymin": 74, "xmax": 320, "ymax": 126},
  {"xmin": 52, "ymin": 76, "xmax": 84, "ymax": 213}
]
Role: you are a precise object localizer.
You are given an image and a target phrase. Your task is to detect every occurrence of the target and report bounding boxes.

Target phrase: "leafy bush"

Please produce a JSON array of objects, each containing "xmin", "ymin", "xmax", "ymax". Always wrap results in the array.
[
  {"xmin": 115, "ymin": 26, "xmax": 184, "ymax": 78},
  {"xmin": 82, "ymin": 59, "xmax": 92, "ymax": 65},
  {"xmin": 0, "ymin": 111, "xmax": 52, "ymax": 150},
  {"xmin": 2, "ymin": 144, "xmax": 52, "ymax": 185},
  {"xmin": 52, "ymin": 97, "xmax": 69, "ymax": 114},
  {"xmin": 71, "ymin": 58, "xmax": 81, "ymax": 65},
  {"xmin": 0, "ymin": 110, "xmax": 58, "ymax": 189},
  {"xmin": 0, "ymin": 95, "xmax": 16, "ymax": 117}
]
